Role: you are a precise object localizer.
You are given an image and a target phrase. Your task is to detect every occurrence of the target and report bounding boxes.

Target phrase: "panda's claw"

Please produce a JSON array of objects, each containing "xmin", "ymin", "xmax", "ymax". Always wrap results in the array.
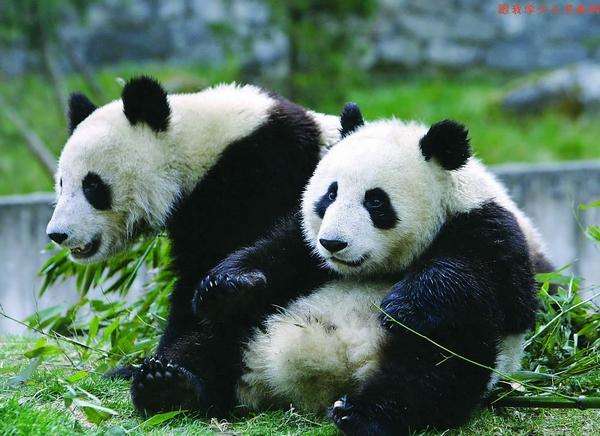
[
  {"xmin": 330, "ymin": 395, "xmax": 393, "ymax": 436},
  {"xmin": 192, "ymin": 270, "xmax": 266, "ymax": 318},
  {"xmin": 131, "ymin": 357, "xmax": 208, "ymax": 416},
  {"xmin": 329, "ymin": 396, "xmax": 362, "ymax": 434}
]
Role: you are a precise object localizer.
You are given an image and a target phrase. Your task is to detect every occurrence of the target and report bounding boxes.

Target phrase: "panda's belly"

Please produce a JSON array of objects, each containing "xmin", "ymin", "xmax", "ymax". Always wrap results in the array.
[{"xmin": 237, "ymin": 280, "xmax": 393, "ymax": 412}]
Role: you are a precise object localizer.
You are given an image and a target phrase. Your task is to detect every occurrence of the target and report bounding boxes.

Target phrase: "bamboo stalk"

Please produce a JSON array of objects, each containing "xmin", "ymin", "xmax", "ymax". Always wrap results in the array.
[{"xmin": 495, "ymin": 395, "xmax": 600, "ymax": 409}]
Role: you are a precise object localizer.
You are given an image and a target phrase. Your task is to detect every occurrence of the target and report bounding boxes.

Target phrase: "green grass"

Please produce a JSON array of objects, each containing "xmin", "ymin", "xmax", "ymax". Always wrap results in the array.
[
  {"xmin": 346, "ymin": 74, "xmax": 600, "ymax": 165},
  {"xmin": 2, "ymin": 336, "xmax": 599, "ymax": 435},
  {"xmin": 1, "ymin": 67, "xmax": 599, "ymax": 196}
]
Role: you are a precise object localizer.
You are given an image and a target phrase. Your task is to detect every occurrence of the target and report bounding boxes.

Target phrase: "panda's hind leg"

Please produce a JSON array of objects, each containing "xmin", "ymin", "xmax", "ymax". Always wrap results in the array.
[
  {"xmin": 131, "ymin": 357, "xmax": 208, "ymax": 416},
  {"xmin": 239, "ymin": 311, "xmax": 355, "ymax": 412}
]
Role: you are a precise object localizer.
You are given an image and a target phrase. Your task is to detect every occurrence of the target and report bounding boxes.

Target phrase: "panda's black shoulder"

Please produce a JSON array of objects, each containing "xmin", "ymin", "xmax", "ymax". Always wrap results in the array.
[
  {"xmin": 420, "ymin": 201, "xmax": 537, "ymax": 333},
  {"xmin": 435, "ymin": 201, "xmax": 528, "ymax": 257},
  {"xmin": 262, "ymin": 91, "xmax": 322, "ymax": 147}
]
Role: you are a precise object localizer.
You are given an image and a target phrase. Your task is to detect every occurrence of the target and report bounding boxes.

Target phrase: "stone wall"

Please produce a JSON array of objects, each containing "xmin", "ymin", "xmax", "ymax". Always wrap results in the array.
[
  {"xmin": 0, "ymin": 161, "xmax": 599, "ymax": 333},
  {"xmin": 2, "ymin": 0, "xmax": 599, "ymax": 76}
]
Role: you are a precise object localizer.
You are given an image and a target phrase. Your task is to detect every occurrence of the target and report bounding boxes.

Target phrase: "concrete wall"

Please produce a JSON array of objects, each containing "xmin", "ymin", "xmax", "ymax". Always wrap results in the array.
[
  {"xmin": 493, "ymin": 161, "xmax": 600, "ymax": 286},
  {"xmin": 0, "ymin": 193, "xmax": 69, "ymax": 333},
  {"xmin": 1, "ymin": 161, "xmax": 599, "ymax": 333}
]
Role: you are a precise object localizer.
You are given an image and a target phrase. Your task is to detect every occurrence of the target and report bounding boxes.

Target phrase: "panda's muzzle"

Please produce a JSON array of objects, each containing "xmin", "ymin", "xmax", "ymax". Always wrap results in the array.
[
  {"xmin": 330, "ymin": 254, "xmax": 369, "ymax": 268},
  {"xmin": 70, "ymin": 235, "xmax": 102, "ymax": 259}
]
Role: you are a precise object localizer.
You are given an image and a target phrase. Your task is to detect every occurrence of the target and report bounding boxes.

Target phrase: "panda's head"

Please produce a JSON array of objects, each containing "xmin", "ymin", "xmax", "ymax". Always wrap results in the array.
[
  {"xmin": 302, "ymin": 104, "xmax": 472, "ymax": 275},
  {"xmin": 46, "ymin": 76, "xmax": 175, "ymax": 263}
]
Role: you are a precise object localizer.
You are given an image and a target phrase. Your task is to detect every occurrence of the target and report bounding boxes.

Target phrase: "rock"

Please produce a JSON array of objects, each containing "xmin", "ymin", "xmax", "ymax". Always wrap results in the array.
[
  {"xmin": 538, "ymin": 44, "xmax": 588, "ymax": 69},
  {"xmin": 397, "ymin": 13, "xmax": 450, "ymax": 40},
  {"xmin": 486, "ymin": 42, "xmax": 538, "ymax": 71},
  {"xmin": 252, "ymin": 32, "xmax": 286, "ymax": 66},
  {"xmin": 377, "ymin": 37, "xmax": 421, "ymax": 66},
  {"xmin": 450, "ymin": 13, "xmax": 497, "ymax": 42},
  {"xmin": 502, "ymin": 63, "xmax": 600, "ymax": 113},
  {"xmin": 427, "ymin": 39, "xmax": 480, "ymax": 67}
]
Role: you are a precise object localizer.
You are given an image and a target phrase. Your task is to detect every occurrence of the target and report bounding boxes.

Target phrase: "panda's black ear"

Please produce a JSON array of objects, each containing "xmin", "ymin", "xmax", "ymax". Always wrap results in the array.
[
  {"xmin": 68, "ymin": 93, "xmax": 97, "ymax": 134},
  {"xmin": 419, "ymin": 119, "xmax": 471, "ymax": 170},
  {"xmin": 122, "ymin": 76, "xmax": 170, "ymax": 132},
  {"xmin": 340, "ymin": 102, "xmax": 364, "ymax": 138}
]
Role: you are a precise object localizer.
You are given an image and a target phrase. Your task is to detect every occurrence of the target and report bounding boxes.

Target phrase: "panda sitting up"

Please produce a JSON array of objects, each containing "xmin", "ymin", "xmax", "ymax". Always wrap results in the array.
[{"xmin": 192, "ymin": 104, "xmax": 537, "ymax": 435}]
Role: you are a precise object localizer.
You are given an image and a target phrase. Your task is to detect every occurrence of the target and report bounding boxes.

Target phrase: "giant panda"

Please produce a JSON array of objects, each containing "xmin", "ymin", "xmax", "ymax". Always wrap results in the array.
[
  {"xmin": 45, "ymin": 76, "xmax": 341, "ymax": 414},
  {"xmin": 193, "ymin": 104, "xmax": 537, "ymax": 434},
  {"xmin": 46, "ymin": 76, "xmax": 547, "ymax": 418}
]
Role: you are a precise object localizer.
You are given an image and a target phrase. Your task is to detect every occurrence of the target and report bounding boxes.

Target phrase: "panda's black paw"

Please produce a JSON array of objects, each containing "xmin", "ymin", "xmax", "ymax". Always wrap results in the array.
[
  {"xmin": 131, "ymin": 357, "xmax": 207, "ymax": 416},
  {"xmin": 104, "ymin": 364, "xmax": 135, "ymax": 380},
  {"xmin": 329, "ymin": 396, "xmax": 396, "ymax": 436},
  {"xmin": 192, "ymin": 271, "xmax": 266, "ymax": 318}
]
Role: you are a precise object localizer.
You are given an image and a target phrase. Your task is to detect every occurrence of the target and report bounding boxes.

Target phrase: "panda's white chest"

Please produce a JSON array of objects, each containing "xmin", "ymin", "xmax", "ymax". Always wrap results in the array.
[{"xmin": 237, "ymin": 280, "xmax": 393, "ymax": 412}]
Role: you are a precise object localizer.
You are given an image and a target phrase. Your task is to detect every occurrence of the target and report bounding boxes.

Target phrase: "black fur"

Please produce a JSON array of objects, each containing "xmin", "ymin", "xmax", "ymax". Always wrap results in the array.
[
  {"xmin": 192, "ymin": 270, "xmax": 267, "ymax": 320},
  {"xmin": 532, "ymin": 251, "xmax": 555, "ymax": 274},
  {"xmin": 129, "ymin": 95, "xmax": 325, "ymax": 415},
  {"xmin": 344, "ymin": 201, "xmax": 536, "ymax": 434},
  {"xmin": 131, "ymin": 357, "xmax": 209, "ymax": 416},
  {"xmin": 340, "ymin": 102, "xmax": 364, "ymax": 138},
  {"xmin": 122, "ymin": 76, "xmax": 170, "ymax": 132},
  {"xmin": 68, "ymin": 93, "xmax": 97, "ymax": 134},
  {"xmin": 363, "ymin": 187, "xmax": 398, "ymax": 229},
  {"xmin": 104, "ymin": 364, "xmax": 134, "ymax": 380},
  {"xmin": 314, "ymin": 181, "xmax": 338, "ymax": 218},
  {"xmin": 205, "ymin": 201, "xmax": 536, "ymax": 434},
  {"xmin": 196, "ymin": 212, "xmax": 332, "ymax": 321},
  {"xmin": 82, "ymin": 172, "xmax": 112, "ymax": 210},
  {"xmin": 419, "ymin": 119, "xmax": 471, "ymax": 171}
]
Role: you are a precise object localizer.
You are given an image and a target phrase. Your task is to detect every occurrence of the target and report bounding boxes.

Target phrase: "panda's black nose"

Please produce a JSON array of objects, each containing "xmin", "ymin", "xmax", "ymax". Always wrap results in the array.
[
  {"xmin": 319, "ymin": 238, "xmax": 348, "ymax": 253},
  {"xmin": 48, "ymin": 232, "xmax": 68, "ymax": 244}
]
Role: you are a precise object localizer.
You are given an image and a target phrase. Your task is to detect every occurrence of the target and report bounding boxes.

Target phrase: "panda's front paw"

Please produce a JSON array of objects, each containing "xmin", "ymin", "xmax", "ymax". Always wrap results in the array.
[
  {"xmin": 329, "ymin": 396, "xmax": 395, "ymax": 435},
  {"xmin": 192, "ymin": 271, "xmax": 266, "ymax": 318},
  {"xmin": 378, "ymin": 294, "xmax": 404, "ymax": 331}
]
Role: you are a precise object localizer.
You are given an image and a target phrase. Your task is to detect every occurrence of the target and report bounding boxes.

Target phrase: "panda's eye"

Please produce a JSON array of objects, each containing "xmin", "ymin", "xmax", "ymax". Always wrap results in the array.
[
  {"xmin": 314, "ymin": 181, "xmax": 338, "ymax": 219},
  {"xmin": 364, "ymin": 190, "xmax": 386, "ymax": 209},
  {"xmin": 365, "ymin": 198, "xmax": 382, "ymax": 209},
  {"xmin": 82, "ymin": 172, "xmax": 112, "ymax": 210},
  {"xmin": 363, "ymin": 188, "xmax": 398, "ymax": 230}
]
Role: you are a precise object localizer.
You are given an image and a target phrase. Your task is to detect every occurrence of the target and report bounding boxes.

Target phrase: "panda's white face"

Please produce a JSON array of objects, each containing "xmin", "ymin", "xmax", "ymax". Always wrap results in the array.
[
  {"xmin": 302, "ymin": 120, "xmax": 450, "ymax": 276},
  {"xmin": 46, "ymin": 100, "xmax": 176, "ymax": 263}
]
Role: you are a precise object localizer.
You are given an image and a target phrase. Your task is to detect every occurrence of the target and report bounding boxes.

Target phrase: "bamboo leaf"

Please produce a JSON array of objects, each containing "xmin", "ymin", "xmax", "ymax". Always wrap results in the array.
[
  {"xmin": 7, "ymin": 357, "xmax": 42, "ymax": 386},
  {"xmin": 141, "ymin": 410, "xmax": 184, "ymax": 428},
  {"xmin": 73, "ymin": 399, "xmax": 118, "ymax": 423}
]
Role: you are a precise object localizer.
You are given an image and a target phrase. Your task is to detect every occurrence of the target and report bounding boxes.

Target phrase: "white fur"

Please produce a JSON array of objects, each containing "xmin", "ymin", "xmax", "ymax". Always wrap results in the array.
[
  {"xmin": 302, "ymin": 119, "xmax": 545, "ymax": 275},
  {"xmin": 308, "ymin": 110, "xmax": 342, "ymax": 157},
  {"xmin": 47, "ymin": 84, "xmax": 338, "ymax": 263},
  {"xmin": 238, "ymin": 280, "xmax": 391, "ymax": 412},
  {"xmin": 487, "ymin": 333, "xmax": 526, "ymax": 392},
  {"xmin": 241, "ymin": 118, "xmax": 538, "ymax": 413}
]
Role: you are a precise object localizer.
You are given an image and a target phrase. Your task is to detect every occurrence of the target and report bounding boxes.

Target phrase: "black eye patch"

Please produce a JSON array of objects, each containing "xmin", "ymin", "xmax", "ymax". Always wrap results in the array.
[
  {"xmin": 314, "ymin": 182, "xmax": 337, "ymax": 218},
  {"xmin": 82, "ymin": 172, "xmax": 112, "ymax": 210},
  {"xmin": 363, "ymin": 188, "xmax": 398, "ymax": 229}
]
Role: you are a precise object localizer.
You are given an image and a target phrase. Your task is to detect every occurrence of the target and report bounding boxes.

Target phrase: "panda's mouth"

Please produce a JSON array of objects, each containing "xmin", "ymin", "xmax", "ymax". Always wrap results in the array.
[
  {"xmin": 330, "ymin": 254, "xmax": 369, "ymax": 268},
  {"xmin": 70, "ymin": 235, "xmax": 101, "ymax": 259}
]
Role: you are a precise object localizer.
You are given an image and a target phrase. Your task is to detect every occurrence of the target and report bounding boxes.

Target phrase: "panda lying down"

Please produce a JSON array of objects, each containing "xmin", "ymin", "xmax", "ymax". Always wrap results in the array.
[{"xmin": 192, "ymin": 105, "xmax": 537, "ymax": 434}]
